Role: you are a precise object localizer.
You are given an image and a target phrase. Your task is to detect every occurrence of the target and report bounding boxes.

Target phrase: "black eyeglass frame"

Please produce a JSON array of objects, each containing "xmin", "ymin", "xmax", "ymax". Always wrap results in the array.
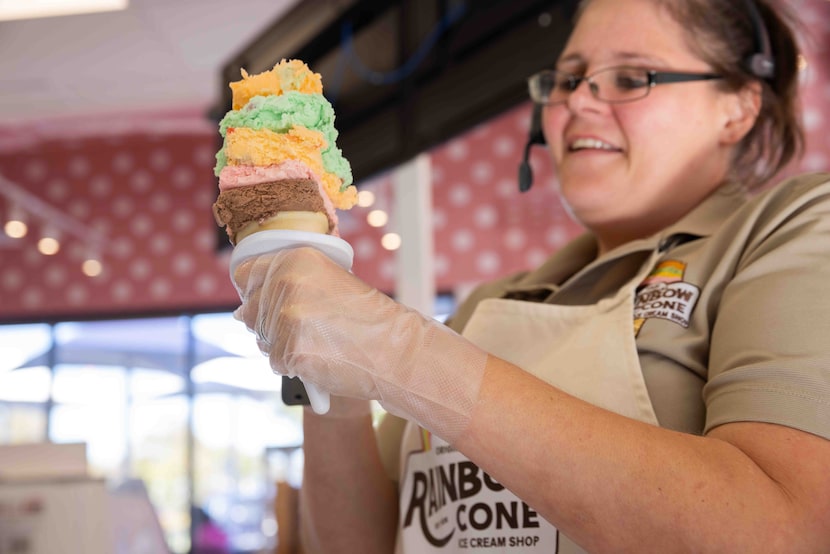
[{"xmin": 528, "ymin": 67, "xmax": 724, "ymax": 105}]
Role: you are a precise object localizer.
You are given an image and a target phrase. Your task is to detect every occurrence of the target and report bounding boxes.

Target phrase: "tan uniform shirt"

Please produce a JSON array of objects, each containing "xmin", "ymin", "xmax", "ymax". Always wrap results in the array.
[
  {"xmin": 381, "ymin": 173, "xmax": 830, "ymax": 552},
  {"xmin": 444, "ymin": 172, "xmax": 830, "ymax": 439}
]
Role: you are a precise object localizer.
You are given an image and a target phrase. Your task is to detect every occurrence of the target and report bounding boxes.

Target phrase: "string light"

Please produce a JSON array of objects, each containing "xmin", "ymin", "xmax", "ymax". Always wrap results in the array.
[
  {"xmin": 82, "ymin": 258, "xmax": 103, "ymax": 277},
  {"xmin": 4, "ymin": 220, "xmax": 27, "ymax": 239},
  {"xmin": 367, "ymin": 209, "xmax": 389, "ymax": 227},
  {"xmin": 37, "ymin": 237, "xmax": 61, "ymax": 256},
  {"xmin": 381, "ymin": 232, "xmax": 401, "ymax": 251},
  {"xmin": 357, "ymin": 190, "xmax": 376, "ymax": 208},
  {"xmin": 3, "ymin": 204, "xmax": 28, "ymax": 238},
  {"xmin": 2, "ymin": 174, "xmax": 106, "ymax": 276}
]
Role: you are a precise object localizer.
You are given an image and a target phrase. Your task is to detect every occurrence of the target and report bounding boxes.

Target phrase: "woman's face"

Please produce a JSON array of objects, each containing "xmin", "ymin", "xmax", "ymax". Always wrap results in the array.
[{"xmin": 544, "ymin": 0, "xmax": 742, "ymax": 253}]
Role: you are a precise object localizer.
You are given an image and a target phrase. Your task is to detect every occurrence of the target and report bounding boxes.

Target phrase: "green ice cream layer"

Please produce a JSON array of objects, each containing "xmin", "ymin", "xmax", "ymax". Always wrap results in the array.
[{"xmin": 214, "ymin": 91, "xmax": 353, "ymax": 189}]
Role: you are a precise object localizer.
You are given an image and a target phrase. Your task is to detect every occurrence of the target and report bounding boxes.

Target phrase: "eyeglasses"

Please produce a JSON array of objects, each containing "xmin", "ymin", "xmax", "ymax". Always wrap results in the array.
[{"xmin": 528, "ymin": 66, "xmax": 723, "ymax": 105}]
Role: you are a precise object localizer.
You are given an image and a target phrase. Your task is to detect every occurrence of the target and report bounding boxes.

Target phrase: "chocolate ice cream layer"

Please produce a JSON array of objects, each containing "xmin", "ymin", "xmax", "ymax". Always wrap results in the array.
[{"xmin": 213, "ymin": 178, "xmax": 334, "ymax": 242}]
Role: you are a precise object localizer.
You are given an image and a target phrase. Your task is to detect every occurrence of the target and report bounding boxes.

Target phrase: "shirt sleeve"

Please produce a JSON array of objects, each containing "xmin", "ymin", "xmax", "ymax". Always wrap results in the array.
[{"xmin": 703, "ymin": 176, "xmax": 830, "ymax": 439}]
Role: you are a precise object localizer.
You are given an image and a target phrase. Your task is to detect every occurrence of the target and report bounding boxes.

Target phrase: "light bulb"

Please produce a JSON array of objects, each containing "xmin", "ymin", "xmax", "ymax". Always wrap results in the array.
[
  {"xmin": 367, "ymin": 209, "xmax": 388, "ymax": 228},
  {"xmin": 4, "ymin": 220, "xmax": 27, "ymax": 238},
  {"xmin": 37, "ymin": 237, "xmax": 60, "ymax": 255}
]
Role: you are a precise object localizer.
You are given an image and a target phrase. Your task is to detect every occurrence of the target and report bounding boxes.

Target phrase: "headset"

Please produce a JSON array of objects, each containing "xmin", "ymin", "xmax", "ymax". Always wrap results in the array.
[
  {"xmin": 517, "ymin": 0, "xmax": 775, "ymax": 192},
  {"xmin": 743, "ymin": 0, "xmax": 776, "ymax": 80}
]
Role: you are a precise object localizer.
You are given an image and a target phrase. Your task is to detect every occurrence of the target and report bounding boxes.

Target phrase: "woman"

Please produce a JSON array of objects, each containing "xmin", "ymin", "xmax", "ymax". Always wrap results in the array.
[{"xmin": 235, "ymin": 0, "xmax": 830, "ymax": 552}]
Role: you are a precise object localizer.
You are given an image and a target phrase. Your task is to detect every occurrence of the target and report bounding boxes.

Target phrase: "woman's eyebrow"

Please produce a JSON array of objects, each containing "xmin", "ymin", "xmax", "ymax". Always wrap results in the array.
[{"xmin": 557, "ymin": 51, "xmax": 669, "ymax": 68}]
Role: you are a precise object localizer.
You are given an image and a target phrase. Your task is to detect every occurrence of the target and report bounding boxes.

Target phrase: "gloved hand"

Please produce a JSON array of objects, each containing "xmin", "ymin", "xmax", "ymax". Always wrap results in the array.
[{"xmin": 233, "ymin": 246, "xmax": 488, "ymax": 442}]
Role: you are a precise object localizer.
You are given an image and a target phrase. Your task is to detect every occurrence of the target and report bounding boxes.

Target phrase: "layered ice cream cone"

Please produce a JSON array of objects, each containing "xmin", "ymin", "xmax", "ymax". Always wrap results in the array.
[
  {"xmin": 212, "ymin": 59, "xmax": 357, "ymax": 245},
  {"xmin": 214, "ymin": 59, "xmax": 358, "ymax": 414}
]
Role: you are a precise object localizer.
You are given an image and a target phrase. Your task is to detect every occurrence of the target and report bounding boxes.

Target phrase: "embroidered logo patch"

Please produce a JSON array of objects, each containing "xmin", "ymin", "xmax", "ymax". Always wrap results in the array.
[{"xmin": 634, "ymin": 260, "xmax": 700, "ymax": 335}]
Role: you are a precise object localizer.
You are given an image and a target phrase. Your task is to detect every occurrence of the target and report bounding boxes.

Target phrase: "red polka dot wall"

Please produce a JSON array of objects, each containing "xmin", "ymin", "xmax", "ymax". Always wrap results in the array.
[{"xmin": 0, "ymin": 0, "xmax": 828, "ymax": 322}]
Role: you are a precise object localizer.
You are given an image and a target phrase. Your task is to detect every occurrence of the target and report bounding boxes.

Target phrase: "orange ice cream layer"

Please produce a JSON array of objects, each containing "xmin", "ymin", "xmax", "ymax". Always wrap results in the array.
[
  {"xmin": 224, "ymin": 126, "xmax": 357, "ymax": 210},
  {"xmin": 230, "ymin": 59, "xmax": 323, "ymax": 110}
]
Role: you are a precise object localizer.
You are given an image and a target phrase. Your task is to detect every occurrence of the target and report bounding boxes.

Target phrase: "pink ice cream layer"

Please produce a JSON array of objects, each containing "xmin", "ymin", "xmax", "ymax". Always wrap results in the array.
[{"xmin": 218, "ymin": 161, "xmax": 338, "ymax": 226}]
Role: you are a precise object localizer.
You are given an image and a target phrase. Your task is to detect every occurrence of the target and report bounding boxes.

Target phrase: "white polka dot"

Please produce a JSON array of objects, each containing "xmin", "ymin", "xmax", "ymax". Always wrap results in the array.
[
  {"xmin": 130, "ymin": 171, "xmax": 153, "ymax": 193},
  {"xmin": 474, "ymin": 205, "xmax": 498, "ymax": 228},
  {"xmin": 496, "ymin": 178, "xmax": 515, "ymax": 198},
  {"xmin": 432, "ymin": 166, "xmax": 445, "ymax": 183},
  {"xmin": 113, "ymin": 152, "xmax": 133, "ymax": 173},
  {"xmin": 24, "ymin": 249, "xmax": 43, "ymax": 267},
  {"xmin": 493, "ymin": 136, "xmax": 517, "ymax": 158},
  {"xmin": 130, "ymin": 259, "xmax": 152, "ymax": 280},
  {"xmin": 150, "ymin": 149, "xmax": 171, "ymax": 171},
  {"xmin": 195, "ymin": 189, "xmax": 215, "ymax": 209},
  {"xmin": 449, "ymin": 184, "xmax": 472, "ymax": 206},
  {"xmin": 2, "ymin": 269, "xmax": 23, "ymax": 290},
  {"xmin": 193, "ymin": 146, "xmax": 215, "ymax": 167},
  {"xmin": 472, "ymin": 162, "xmax": 493, "ymax": 184},
  {"xmin": 173, "ymin": 167, "xmax": 193, "ymax": 188},
  {"xmin": 90, "ymin": 175, "xmax": 112, "ymax": 197},
  {"xmin": 111, "ymin": 280, "xmax": 133, "ymax": 302},
  {"xmin": 174, "ymin": 255, "xmax": 195, "ymax": 275},
  {"xmin": 515, "ymin": 111, "xmax": 532, "ymax": 133},
  {"xmin": 130, "ymin": 214, "xmax": 154, "ymax": 237},
  {"xmin": 803, "ymin": 108, "xmax": 823, "ymax": 132},
  {"xmin": 452, "ymin": 229, "xmax": 475, "ymax": 252},
  {"xmin": 546, "ymin": 227, "xmax": 569, "ymax": 248},
  {"xmin": 379, "ymin": 258, "xmax": 396, "ymax": 281},
  {"xmin": 150, "ymin": 278, "xmax": 172, "ymax": 298},
  {"xmin": 112, "ymin": 196, "xmax": 135, "ymax": 218},
  {"xmin": 150, "ymin": 194, "xmax": 171, "ymax": 212},
  {"xmin": 112, "ymin": 237, "xmax": 134, "ymax": 259},
  {"xmin": 504, "ymin": 228, "xmax": 526, "ymax": 250},
  {"xmin": 526, "ymin": 248, "xmax": 548, "ymax": 268},
  {"xmin": 195, "ymin": 229, "xmax": 215, "ymax": 251},
  {"xmin": 150, "ymin": 234, "xmax": 172, "ymax": 254},
  {"xmin": 434, "ymin": 254, "xmax": 450, "ymax": 276},
  {"xmin": 173, "ymin": 211, "xmax": 194, "ymax": 232},
  {"xmin": 66, "ymin": 284, "xmax": 88, "ymax": 305},
  {"xmin": 447, "ymin": 141, "xmax": 469, "ymax": 161},
  {"xmin": 432, "ymin": 208, "xmax": 447, "ymax": 230},
  {"xmin": 476, "ymin": 251, "xmax": 501, "ymax": 275},
  {"xmin": 47, "ymin": 179, "xmax": 69, "ymax": 201},
  {"xmin": 45, "ymin": 266, "xmax": 67, "ymax": 287},
  {"xmin": 195, "ymin": 274, "xmax": 217, "ymax": 295},
  {"xmin": 354, "ymin": 237, "xmax": 377, "ymax": 259},
  {"xmin": 802, "ymin": 153, "xmax": 828, "ymax": 172},
  {"xmin": 25, "ymin": 160, "xmax": 48, "ymax": 182},
  {"xmin": 68, "ymin": 156, "xmax": 90, "ymax": 178},
  {"xmin": 22, "ymin": 288, "xmax": 43, "ymax": 308},
  {"xmin": 69, "ymin": 199, "xmax": 91, "ymax": 219}
]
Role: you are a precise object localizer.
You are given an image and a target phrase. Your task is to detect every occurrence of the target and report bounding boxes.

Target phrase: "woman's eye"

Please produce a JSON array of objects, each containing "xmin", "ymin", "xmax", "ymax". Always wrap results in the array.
[{"xmin": 615, "ymin": 75, "xmax": 648, "ymax": 89}]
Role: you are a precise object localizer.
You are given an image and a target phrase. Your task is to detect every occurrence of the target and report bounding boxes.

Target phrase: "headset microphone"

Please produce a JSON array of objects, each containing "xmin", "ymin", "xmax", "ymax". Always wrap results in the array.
[{"xmin": 518, "ymin": 103, "xmax": 547, "ymax": 192}]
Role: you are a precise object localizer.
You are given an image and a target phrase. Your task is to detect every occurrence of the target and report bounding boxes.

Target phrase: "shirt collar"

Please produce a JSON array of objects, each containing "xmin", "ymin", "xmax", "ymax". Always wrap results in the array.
[{"xmin": 500, "ymin": 182, "xmax": 749, "ymax": 295}]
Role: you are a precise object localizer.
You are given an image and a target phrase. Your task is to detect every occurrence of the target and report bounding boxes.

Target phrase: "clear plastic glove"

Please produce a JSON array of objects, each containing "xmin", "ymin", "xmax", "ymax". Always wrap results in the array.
[{"xmin": 233, "ymin": 247, "xmax": 488, "ymax": 442}]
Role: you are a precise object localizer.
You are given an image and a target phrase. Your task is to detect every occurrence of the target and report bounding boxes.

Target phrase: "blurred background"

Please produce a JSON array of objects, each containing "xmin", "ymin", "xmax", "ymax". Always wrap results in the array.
[{"xmin": 0, "ymin": 0, "xmax": 828, "ymax": 552}]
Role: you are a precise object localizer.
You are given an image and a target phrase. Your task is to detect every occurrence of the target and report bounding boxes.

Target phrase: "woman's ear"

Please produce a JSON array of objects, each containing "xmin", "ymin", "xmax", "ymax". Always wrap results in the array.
[{"xmin": 720, "ymin": 81, "xmax": 762, "ymax": 145}]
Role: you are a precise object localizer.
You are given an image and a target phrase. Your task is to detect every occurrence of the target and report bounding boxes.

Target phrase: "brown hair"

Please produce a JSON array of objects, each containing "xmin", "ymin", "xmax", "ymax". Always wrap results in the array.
[{"xmin": 576, "ymin": 0, "xmax": 806, "ymax": 189}]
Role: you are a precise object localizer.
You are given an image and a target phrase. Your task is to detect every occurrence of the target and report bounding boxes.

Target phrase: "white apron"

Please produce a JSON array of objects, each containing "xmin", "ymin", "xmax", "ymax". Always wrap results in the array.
[{"xmin": 396, "ymin": 251, "xmax": 660, "ymax": 554}]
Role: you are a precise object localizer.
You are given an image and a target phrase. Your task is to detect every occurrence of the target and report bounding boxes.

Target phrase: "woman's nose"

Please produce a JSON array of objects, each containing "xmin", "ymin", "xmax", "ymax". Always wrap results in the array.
[{"xmin": 565, "ymin": 77, "xmax": 603, "ymax": 113}]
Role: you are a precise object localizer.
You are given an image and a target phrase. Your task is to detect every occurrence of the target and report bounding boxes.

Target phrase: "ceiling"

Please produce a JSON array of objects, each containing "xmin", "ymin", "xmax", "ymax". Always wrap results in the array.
[{"xmin": 0, "ymin": 0, "xmax": 300, "ymax": 125}]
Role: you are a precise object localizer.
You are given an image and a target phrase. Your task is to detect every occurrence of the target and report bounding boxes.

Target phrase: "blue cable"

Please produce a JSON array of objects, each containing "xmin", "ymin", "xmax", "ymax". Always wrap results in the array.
[{"xmin": 327, "ymin": 2, "xmax": 468, "ymax": 102}]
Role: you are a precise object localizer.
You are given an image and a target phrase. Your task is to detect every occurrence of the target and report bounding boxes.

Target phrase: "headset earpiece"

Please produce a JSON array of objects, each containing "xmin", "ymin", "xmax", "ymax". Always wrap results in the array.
[{"xmin": 743, "ymin": 0, "xmax": 775, "ymax": 80}]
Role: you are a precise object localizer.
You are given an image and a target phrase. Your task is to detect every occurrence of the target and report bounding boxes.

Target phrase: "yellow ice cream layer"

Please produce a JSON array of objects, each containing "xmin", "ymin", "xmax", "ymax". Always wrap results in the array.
[
  {"xmin": 224, "ymin": 126, "xmax": 357, "ymax": 210},
  {"xmin": 230, "ymin": 59, "xmax": 323, "ymax": 111}
]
